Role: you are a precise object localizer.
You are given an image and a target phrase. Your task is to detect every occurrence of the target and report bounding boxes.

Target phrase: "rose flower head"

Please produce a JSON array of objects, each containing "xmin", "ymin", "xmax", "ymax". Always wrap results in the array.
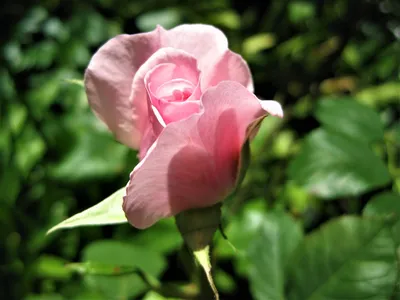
[{"xmin": 84, "ymin": 24, "xmax": 283, "ymax": 229}]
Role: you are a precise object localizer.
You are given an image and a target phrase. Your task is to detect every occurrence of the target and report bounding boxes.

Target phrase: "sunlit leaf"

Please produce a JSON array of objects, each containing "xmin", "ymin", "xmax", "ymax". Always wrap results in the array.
[
  {"xmin": 216, "ymin": 201, "xmax": 266, "ymax": 258},
  {"xmin": 243, "ymin": 33, "xmax": 276, "ymax": 58},
  {"xmin": 248, "ymin": 210, "xmax": 303, "ymax": 300},
  {"xmin": 364, "ymin": 192, "xmax": 400, "ymax": 218},
  {"xmin": 0, "ymin": 68, "xmax": 16, "ymax": 100},
  {"xmin": 47, "ymin": 187, "xmax": 127, "ymax": 234},
  {"xmin": 289, "ymin": 128, "xmax": 391, "ymax": 199},
  {"xmin": 68, "ymin": 11, "xmax": 111, "ymax": 46},
  {"xmin": 59, "ymin": 40, "xmax": 90, "ymax": 67},
  {"xmin": 356, "ymin": 82, "xmax": 400, "ymax": 107},
  {"xmin": 50, "ymin": 129, "xmax": 129, "ymax": 182},
  {"xmin": 16, "ymin": 6, "xmax": 48, "ymax": 38},
  {"xmin": 19, "ymin": 40, "xmax": 58, "ymax": 70},
  {"xmin": 15, "ymin": 125, "xmax": 46, "ymax": 176},
  {"xmin": 35, "ymin": 255, "xmax": 72, "ymax": 280},
  {"xmin": 364, "ymin": 192, "xmax": 400, "ymax": 244},
  {"xmin": 43, "ymin": 18, "xmax": 70, "ymax": 42},
  {"xmin": 131, "ymin": 218, "xmax": 181, "ymax": 254},
  {"xmin": 215, "ymin": 269, "xmax": 236, "ymax": 293},
  {"xmin": 8, "ymin": 102, "xmax": 27, "ymax": 135},
  {"xmin": 316, "ymin": 97, "xmax": 384, "ymax": 144},
  {"xmin": 287, "ymin": 216, "xmax": 397, "ymax": 300},
  {"xmin": 288, "ymin": 1, "xmax": 315, "ymax": 24},
  {"xmin": 210, "ymin": 10, "xmax": 240, "ymax": 30},
  {"xmin": 215, "ymin": 200, "xmax": 267, "ymax": 278},
  {"xmin": 82, "ymin": 240, "xmax": 166, "ymax": 299}
]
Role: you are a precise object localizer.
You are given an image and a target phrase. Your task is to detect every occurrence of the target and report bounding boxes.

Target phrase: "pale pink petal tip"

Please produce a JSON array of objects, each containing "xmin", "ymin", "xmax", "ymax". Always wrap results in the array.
[{"xmin": 259, "ymin": 100, "xmax": 284, "ymax": 118}]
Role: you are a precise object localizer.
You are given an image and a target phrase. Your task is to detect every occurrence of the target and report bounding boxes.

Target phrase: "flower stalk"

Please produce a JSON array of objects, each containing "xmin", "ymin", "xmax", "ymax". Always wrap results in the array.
[{"xmin": 175, "ymin": 203, "xmax": 222, "ymax": 299}]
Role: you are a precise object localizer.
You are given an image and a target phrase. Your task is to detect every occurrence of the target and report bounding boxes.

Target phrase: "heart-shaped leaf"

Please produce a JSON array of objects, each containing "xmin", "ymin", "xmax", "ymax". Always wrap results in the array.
[
  {"xmin": 287, "ymin": 216, "xmax": 397, "ymax": 300},
  {"xmin": 289, "ymin": 128, "xmax": 391, "ymax": 199},
  {"xmin": 248, "ymin": 210, "xmax": 303, "ymax": 300}
]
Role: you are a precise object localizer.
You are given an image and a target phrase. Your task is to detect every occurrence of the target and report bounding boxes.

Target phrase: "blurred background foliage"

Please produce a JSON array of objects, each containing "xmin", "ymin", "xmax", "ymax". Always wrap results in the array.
[{"xmin": 1, "ymin": 0, "xmax": 399, "ymax": 299}]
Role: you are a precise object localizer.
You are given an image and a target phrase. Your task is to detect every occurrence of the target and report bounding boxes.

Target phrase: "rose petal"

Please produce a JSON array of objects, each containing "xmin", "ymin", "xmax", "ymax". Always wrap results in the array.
[
  {"xmin": 259, "ymin": 100, "xmax": 284, "ymax": 118},
  {"xmin": 133, "ymin": 47, "xmax": 200, "ymax": 131},
  {"xmin": 145, "ymin": 64, "xmax": 201, "ymax": 125},
  {"xmin": 155, "ymin": 79, "xmax": 194, "ymax": 100},
  {"xmin": 84, "ymin": 28, "xmax": 162, "ymax": 149},
  {"xmin": 157, "ymin": 100, "xmax": 201, "ymax": 125},
  {"xmin": 161, "ymin": 24, "xmax": 228, "ymax": 71},
  {"xmin": 202, "ymin": 50, "xmax": 254, "ymax": 92},
  {"xmin": 145, "ymin": 63, "xmax": 196, "ymax": 101},
  {"xmin": 123, "ymin": 81, "xmax": 278, "ymax": 229},
  {"xmin": 123, "ymin": 128, "xmax": 218, "ymax": 228}
]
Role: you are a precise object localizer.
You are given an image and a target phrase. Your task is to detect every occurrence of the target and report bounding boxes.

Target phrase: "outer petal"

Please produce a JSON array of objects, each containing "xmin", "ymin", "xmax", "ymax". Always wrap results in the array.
[
  {"xmin": 84, "ymin": 28, "xmax": 162, "ymax": 149},
  {"xmin": 123, "ymin": 125, "xmax": 218, "ymax": 228},
  {"xmin": 123, "ymin": 81, "xmax": 278, "ymax": 229},
  {"xmin": 259, "ymin": 100, "xmax": 284, "ymax": 118},
  {"xmin": 160, "ymin": 24, "xmax": 228, "ymax": 71},
  {"xmin": 160, "ymin": 25, "xmax": 254, "ymax": 92},
  {"xmin": 201, "ymin": 50, "xmax": 254, "ymax": 92}
]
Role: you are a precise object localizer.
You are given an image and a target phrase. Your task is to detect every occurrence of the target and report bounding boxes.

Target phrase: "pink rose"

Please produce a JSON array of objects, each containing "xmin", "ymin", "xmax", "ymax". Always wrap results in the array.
[{"xmin": 84, "ymin": 24, "xmax": 283, "ymax": 229}]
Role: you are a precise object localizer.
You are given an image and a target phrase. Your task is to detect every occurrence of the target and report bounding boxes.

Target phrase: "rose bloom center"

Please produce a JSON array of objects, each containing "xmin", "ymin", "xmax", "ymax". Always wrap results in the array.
[{"xmin": 155, "ymin": 78, "xmax": 194, "ymax": 102}]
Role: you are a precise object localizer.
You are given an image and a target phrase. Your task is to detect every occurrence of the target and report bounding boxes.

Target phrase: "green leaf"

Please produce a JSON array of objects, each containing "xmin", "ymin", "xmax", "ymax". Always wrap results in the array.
[
  {"xmin": 392, "ymin": 123, "xmax": 400, "ymax": 146},
  {"xmin": 288, "ymin": 128, "xmax": 391, "ymax": 199},
  {"xmin": 209, "ymin": 10, "xmax": 241, "ymax": 30},
  {"xmin": 27, "ymin": 71, "xmax": 63, "ymax": 118},
  {"xmin": 19, "ymin": 40, "xmax": 58, "ymax": 70},
  {"xmin": 15, "ymin": 125, "xmax": 46, "ymax": 176},
  {"xmin": 0, "ymin": 165, "xmax": 21, "ymax": 206},
  {"xmin": 215, "ymin": 269, "xmax": 236, "ymax": 293},
  {"xmin": 43, "ymin": 18, "xmax": 70, "ymax": 42},
  {"xmin": 243, "ymin": 33, "xmax": 276, "ymax": 58},
  {"xmin": 287, "ymin": 216, "xmax": 397, "ymax": 300},
  {"xmin": 356, "ymin": 82, "xmax": 400, "ymax": 107},
  {"xmin": 50, "ymin": 128, "xmax": 128, "ymax": 182},
  {"xmin": 8, "ymin": 102, "xmax": 27, "ymax": 135},
  {"xmin": 364, "ymin": 192, "xmax": 400, "ymax": 218},
  {"xmin": 248, "ymin": 210, "xmax": 303, "ymax": 300},
  {"xmin": 16, "ymin": 6, "xmax": 48, "ymax": 38},
  {"xmin": 288, "ymin": 1, "xmax": 315, "ymax": 24},
  {"xmin": 215, "ymin": 200, "xmax": 268, "ymax": 278},
  {"xmin": 366, "ymin": 195, "xmax": 400, "ymax": 300},
  {"xmin": 131, "ymin": 218, "xmax": 182, "ymax": 254},
  {"xmin": 0, "ymin": 68, "xmax": 16, "ymax": 100},
  {"xmin": 68, "ymin": 11, "xmax": 114, "ymax": 46},
  {"xmin": 82, "ymin": 240, "xmax": 167, "ymax": 299},
  {"xmin": 47, "ymin": 188, "xmax": 127, "ymax": 234},
  {"xmin": 35, "ymin": 255, "xmax": 72, "ymax": 280},
  {"xmin": 363, "ymin": 192, "xmax": 400, "ymax": 245},
  {"xmin": 59, "ymin": 40, "xmax": 90, "ymax": 67},
  {"xmin": 216, "ymin": 201, "xmax": 267, "ymax": 259},
  {"xmin": 316, "ymin": 97, "xmax": 384, "ymax": 144}
]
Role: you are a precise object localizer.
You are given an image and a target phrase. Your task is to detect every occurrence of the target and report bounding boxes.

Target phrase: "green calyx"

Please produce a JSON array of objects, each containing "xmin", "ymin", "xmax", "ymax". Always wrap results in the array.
[{"xmin": 175, "ymin": 203, "xmax": 222, "ymax": 299}]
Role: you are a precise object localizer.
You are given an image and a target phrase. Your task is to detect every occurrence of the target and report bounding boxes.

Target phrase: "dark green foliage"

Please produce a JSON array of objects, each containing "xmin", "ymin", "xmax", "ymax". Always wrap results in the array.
[{"xmin": 1, "ymin": 0, "xmax": 399, "ymax": 299}]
